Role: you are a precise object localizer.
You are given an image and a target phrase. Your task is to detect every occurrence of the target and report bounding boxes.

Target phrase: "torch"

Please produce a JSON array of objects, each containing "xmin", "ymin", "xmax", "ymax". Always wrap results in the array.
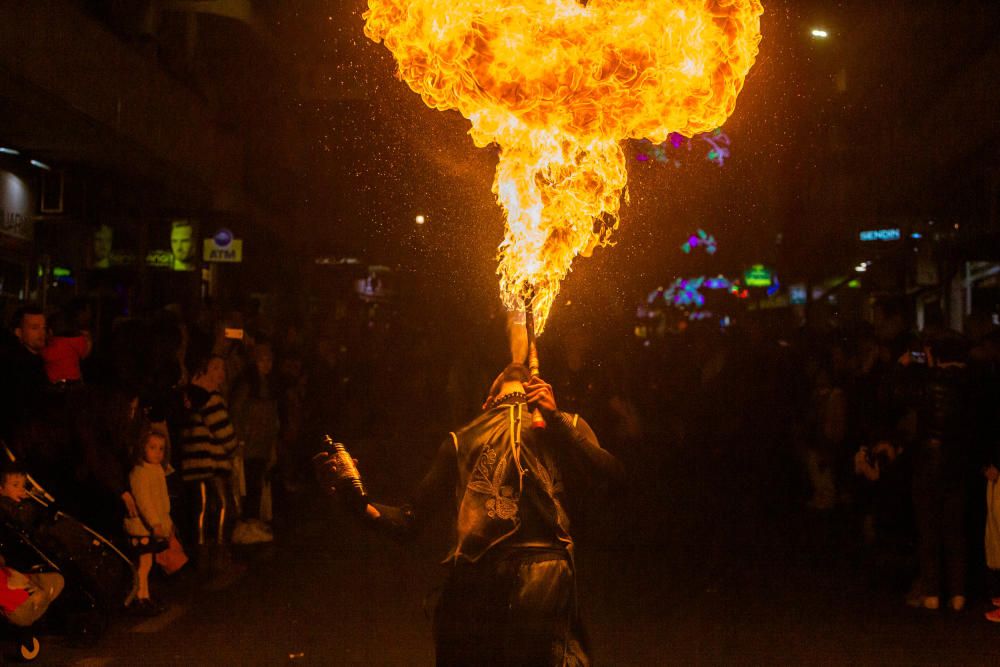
[{"xmin": 524, "ymin": 287, "xmax": 547, "ymax": 430}]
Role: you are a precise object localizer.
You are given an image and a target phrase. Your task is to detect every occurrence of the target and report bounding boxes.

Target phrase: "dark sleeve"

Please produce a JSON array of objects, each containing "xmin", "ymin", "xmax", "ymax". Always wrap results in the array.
[
  {"xmin": 549, "ymin": 412, "xmax": 625, "ymax": 485},
  {"xmin": 368, "ymin": 437, "xmax": 457, "ymax": 540}
]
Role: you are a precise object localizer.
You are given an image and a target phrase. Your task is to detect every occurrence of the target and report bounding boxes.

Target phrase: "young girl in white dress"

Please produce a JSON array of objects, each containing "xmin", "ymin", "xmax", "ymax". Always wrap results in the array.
[{"xmin": 124, "ymin": 425, "xmax": 175, "ymax": 614}]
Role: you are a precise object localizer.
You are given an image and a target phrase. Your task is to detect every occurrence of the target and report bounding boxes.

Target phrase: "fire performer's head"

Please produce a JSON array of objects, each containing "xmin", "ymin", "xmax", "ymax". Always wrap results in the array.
[{"xmin": 483, "ymin": 362, "xmax": 531, "ymax": 410}]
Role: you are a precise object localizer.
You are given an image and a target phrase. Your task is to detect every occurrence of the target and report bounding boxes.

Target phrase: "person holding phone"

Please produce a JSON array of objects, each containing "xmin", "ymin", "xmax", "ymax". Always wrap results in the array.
[{"xmin": 893, "ymin": 333, "xmax": 975, "ymax": 612}]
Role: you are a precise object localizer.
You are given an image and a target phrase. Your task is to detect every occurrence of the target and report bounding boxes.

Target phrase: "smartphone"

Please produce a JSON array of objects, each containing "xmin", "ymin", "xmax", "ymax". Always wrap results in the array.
[{"xmin": 224, "ymin": 327, "xmax": 244, "ymax": 340}]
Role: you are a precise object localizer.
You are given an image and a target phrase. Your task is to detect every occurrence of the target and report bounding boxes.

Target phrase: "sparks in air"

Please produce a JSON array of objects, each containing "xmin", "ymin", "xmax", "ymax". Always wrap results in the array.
[{"xmin": 364, "ymin": 0, "xmax": 763, "ymax": 332}]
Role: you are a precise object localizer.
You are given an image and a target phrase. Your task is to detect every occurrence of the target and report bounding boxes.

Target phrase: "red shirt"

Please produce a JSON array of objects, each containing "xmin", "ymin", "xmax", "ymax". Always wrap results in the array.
[
  {"xmin": 41, "ymin": 335, "xmax": 88, "ymax": 383},
  {"xmin": 0, "ymin": 568, "xmax": 29, "ymax": 614}
]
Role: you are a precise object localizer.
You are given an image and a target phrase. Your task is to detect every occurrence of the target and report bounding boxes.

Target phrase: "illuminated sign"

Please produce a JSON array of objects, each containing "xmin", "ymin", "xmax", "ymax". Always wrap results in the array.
[
  {"xmin": 146, "ymin": 250, "xmax": 172, "ymax": 268},
  {"xmin": 203, "ymin": 228, "xmax": 243, "ymax": 263},
  {"xmin": 171, "ymin": 220, "xmax": 198, "ymax": 271},
  {"xmin": 743, "ymin": 264, "xmax": 773, "ymax": 287},
  {"xmin": 1, "ymin": 170, "xmax": 33, "ymax": 242},
  {"xmin": 789, "ymin": 284, "xmax": 807, "ymax": 305},
  {"xmin": 859, "ymin": 228, "xmax": 901, "ymax": 242}
]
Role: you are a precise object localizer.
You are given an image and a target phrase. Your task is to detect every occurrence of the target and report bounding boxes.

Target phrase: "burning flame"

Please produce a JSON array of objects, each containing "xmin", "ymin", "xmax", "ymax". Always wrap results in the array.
[{"xmin": 365, "ymin": 0, "xmax": 763, "ymax": 332}]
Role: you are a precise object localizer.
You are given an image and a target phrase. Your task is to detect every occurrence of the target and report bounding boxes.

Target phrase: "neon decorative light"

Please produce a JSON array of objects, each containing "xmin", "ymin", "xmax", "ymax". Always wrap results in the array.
[
  {"xmin": 635, "ymin": 129, "xmax": 732, "ymax": 167},
  {"xmin": 662, "ymin": 274, "xmax": 738, "ymax": 309},
  {"xmin": 681, "ymin": 229, "xmax": 718, "ymax": 255},
  {"xmin": 665, "ymin": 277, "xmax": 706, "ymax": 307},
  {"xmin": 743, "ymin": 264, "xmax": 773, "ymax": 287}
]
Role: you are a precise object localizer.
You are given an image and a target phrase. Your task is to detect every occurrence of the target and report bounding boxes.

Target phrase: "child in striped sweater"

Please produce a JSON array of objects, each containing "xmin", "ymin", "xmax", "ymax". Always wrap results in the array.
[{"xmin": 179, "ymin": 355, "xmax": 239, "ymax": 572}]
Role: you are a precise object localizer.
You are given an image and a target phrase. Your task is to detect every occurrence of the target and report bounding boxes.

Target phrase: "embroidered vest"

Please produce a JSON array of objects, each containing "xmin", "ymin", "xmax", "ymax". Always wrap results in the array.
[{"xmin": 446, "ymin": 402, "xmax": 574, "ymax": 563}]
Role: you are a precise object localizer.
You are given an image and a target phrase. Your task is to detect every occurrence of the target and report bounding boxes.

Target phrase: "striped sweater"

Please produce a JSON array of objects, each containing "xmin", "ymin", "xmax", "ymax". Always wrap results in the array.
[{"xmin": 179, "ymin": 387, "xmax": 237, "ymax": 481}]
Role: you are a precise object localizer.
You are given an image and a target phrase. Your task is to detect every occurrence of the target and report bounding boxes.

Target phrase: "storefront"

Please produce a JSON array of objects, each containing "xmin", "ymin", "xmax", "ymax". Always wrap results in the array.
[{"xmin": 0, "ymin": 164, "xmax": 35, "ymax": 317}]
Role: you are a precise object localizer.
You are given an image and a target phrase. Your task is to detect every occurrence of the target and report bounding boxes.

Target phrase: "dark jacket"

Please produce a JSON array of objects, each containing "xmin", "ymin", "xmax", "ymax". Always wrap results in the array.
[{"xmin": 370, "ymin": 401, "xmax": 622, "ymax": 563}]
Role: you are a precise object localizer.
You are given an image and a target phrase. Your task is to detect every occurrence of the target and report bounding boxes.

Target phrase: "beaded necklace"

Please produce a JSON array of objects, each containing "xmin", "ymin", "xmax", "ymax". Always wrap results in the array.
[{"xmin": 490, "ymin": 391, "xmax": 526, "ymax": 409}]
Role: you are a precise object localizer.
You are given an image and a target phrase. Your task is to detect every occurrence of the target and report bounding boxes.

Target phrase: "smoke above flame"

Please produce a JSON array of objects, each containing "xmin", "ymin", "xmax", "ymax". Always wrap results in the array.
[{"xmin": 365, "ymin": 0, "xmax": 763, "ymax": 332}]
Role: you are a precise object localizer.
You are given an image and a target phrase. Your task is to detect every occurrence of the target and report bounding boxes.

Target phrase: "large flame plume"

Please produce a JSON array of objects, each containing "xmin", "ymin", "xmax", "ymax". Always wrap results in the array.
[{"xmin": 365, "ymin": 0, "xmax": 763, "ymax": 332}]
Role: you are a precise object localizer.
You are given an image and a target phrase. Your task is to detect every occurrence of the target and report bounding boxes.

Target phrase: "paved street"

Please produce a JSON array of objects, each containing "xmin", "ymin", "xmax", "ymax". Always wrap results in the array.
[{"xmin": 29, "ymin": 442, "xmax": 1000, "ymax": 666}]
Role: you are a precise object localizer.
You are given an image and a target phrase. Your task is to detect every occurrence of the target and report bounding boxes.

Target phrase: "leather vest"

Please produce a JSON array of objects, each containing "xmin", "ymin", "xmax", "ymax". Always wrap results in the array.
[{"xmin": 446, "ymin": 402, "xmax": 574, "ymax": 563}]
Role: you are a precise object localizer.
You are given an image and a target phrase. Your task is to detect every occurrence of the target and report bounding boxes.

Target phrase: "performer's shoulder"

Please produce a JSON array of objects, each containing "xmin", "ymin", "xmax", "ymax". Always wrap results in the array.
[{"xmin": 454, "ymin": 406, "xmax": 507, "ymax": 436}]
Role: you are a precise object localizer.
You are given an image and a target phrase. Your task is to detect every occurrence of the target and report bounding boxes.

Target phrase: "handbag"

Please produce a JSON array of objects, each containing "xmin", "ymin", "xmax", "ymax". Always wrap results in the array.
[{"xmin": 155, "ymin": 534, "xmax": 189, "ymax": 575}]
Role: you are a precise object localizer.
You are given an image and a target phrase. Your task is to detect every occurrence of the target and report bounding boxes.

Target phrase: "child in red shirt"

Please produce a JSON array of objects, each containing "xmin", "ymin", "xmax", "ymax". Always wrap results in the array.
[{"xmin": 40, "ymin": 307, "xmax": 92, "ymax": 384}]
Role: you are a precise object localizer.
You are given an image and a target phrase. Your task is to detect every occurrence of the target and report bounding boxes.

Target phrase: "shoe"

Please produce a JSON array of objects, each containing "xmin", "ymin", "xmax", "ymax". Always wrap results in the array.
[
  {"xmin": 922, "ymin": 596, "xmax": 940, "ymax": 610},
  {"xmin": 949, "ymin": 595, "xmax": 965, "ymax": 612},
  {"xmin": 985, "ymin": 607, "xmax": 1000, "ymax": 623},
  {"xmin": 232, "ymin": 520, "xmax": 273, "ymax": 545}
]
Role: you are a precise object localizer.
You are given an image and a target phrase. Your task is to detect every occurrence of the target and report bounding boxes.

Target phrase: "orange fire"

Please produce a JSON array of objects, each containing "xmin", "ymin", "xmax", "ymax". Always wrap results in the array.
[{"xmin": 365, "ymin": 0, "xmax": 763, "ymax": 332}]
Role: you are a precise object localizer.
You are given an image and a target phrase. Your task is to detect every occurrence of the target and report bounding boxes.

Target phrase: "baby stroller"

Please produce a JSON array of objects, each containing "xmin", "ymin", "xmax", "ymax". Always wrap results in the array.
[{"xmin": 0, "ymin": 451, "xmax": 137, "ymax": 659}]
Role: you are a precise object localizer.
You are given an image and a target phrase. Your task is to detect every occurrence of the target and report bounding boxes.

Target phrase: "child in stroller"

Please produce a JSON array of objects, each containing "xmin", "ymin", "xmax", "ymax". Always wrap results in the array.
[
  {"xmin": 0, "ymin": 464, "xmax": 65, "ymax": 660},
  {"xmin": 0, "ymin": 456, "xmax": 137, "ymax": 653}
]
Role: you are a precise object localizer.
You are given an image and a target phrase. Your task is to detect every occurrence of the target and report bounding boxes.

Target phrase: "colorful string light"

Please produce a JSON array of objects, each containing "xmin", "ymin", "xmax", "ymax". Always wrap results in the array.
[
  {"xmin": 681, "ymin": 229, "xmax": 718, "ymax": 255},
  {"xmin": 635, "ymin": 129, "xmax": 732, "ymax": 167}
]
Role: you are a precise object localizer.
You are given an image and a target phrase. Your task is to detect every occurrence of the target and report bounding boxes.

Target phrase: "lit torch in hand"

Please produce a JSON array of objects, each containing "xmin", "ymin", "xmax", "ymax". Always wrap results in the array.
[{"xmin": 523, "ymin": 287, "xmax": 546, "ymax": 430}]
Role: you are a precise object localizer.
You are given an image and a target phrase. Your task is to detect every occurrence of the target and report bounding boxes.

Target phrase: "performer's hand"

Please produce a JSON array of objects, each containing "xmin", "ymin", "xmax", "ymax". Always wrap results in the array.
[
  {"xmin": 853, "ymin": 448, "xmax": 879, "ymax": 482},
  {"xmin": 525, "ymin": 376, "xmax": 558, "ymax": 417},
  {"xmin": 311, "ymin": 451, "xmax": 360, "ymax": 496},
  {"xmin": 313, "ymin": 451, "xmax": 338, "ymax": 495}
]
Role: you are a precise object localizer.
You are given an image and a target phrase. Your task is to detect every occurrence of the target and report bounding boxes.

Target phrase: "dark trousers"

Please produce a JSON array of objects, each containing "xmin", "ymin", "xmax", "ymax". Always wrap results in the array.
[
  {"xmin": 183, "ymin": 477, "xmax": 231, "ymax": 546},
  {"xmin": 434, "ymin": 552, "xmax": 588, "ymax": 667},
  {"xmin": 243, "ymin": 458, "xmax": 269, "ymax": 521},
  {"xmin": 912, "ymin": 457, "xmax": 966, "ymax": 598}
]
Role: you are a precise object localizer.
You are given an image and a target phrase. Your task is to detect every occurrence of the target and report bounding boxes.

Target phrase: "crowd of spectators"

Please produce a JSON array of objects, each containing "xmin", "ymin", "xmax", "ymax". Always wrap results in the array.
[
  {"xmin": 611, "ymin": 298, "xmax": 1000, "ymax": 622},
  {"xmin": 0, "ymin": 291, "xmax": 998, "ymax": 634},
  {"xmin": 0, "ymin": 296, "xmax": 324, "ymax": 626}
]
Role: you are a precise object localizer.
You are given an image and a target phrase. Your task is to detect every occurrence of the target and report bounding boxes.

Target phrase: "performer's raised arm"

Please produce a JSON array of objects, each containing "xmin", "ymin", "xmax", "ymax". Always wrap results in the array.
[
  {"xmin": 313, "ymin": 436, "xmax": 456, "ymax": 541},
  {"xmin": 524, "ymin": 375, "xmax": 625, "ymax": 484}
]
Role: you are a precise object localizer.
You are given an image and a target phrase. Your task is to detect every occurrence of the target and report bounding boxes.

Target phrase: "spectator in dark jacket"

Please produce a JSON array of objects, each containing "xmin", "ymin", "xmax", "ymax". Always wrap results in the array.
[
  {"xmin": 901, "ymin": 333, "xmax": 975, "ymax": 612},
  {"xmin": 0, "ymin": 305, "xmax": 48, "ymax": 442}
]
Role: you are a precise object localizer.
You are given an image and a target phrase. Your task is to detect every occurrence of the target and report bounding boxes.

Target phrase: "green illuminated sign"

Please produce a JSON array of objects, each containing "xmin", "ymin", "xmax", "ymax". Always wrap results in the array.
[{"xmin": 743, "ymin": 264, "xmax": 773, "ymax": 287}]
